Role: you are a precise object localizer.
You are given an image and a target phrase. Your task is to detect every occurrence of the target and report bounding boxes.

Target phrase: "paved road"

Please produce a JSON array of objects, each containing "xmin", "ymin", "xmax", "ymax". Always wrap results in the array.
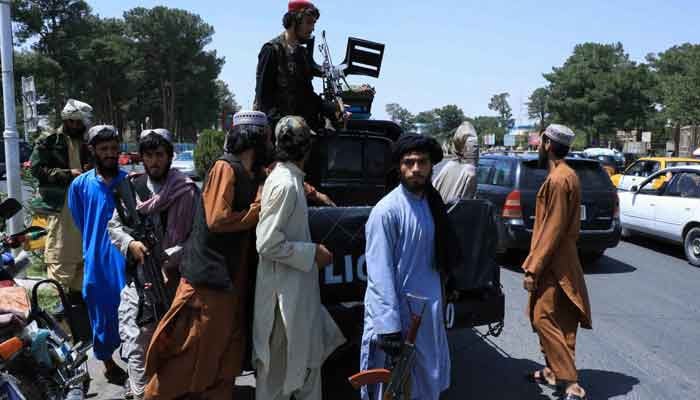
[{"xmin": 86, "ymin": 236, "xmax": 700, "ymax": 400}]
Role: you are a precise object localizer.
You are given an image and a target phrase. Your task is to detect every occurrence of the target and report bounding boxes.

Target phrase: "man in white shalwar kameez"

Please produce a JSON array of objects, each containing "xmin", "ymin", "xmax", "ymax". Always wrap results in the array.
[
  {"xmin": 254, "ymin": 116, "xmax": 346, "ymax": 400},
  {"xmin": 361, "ymin": 134, "xmax": 453, "ymax": 400}
]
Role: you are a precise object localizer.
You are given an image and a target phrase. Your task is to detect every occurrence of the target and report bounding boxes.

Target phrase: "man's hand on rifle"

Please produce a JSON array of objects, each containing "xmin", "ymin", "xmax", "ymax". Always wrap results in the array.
[
  {"xmin": 128, "ymin": 240, "xmax": 150, "ymax": 265},
  {"xmin": 377, "ymin": 332, "xmax": 403, "ymax": 359},
  {"xmin": 315, "ymin": 244, "xmax": 333, "ymax": 269}
]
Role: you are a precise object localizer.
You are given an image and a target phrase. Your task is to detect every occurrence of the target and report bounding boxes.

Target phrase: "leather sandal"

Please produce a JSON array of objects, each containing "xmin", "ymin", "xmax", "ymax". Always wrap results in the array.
[{"xmin": 525, "ymin": 369, "xmax": 556, "ymax": 386}]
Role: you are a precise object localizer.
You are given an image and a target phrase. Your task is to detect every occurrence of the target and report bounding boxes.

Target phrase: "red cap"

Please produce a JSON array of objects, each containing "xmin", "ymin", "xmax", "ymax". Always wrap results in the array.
[{"xmin": 288, "ymin": 0, "xmax": 315, "ymax": 12}]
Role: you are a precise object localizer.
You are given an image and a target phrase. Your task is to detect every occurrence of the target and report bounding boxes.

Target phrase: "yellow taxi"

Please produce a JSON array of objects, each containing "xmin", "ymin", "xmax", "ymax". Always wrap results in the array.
[{"xmin": 612, "ymin": 157, "xmax": 700, "ymax": 190}]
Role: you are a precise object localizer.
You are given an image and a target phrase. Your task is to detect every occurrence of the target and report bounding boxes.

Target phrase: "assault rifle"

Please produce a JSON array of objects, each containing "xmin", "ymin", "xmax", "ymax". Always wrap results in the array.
[
  {"xmin": 347, "ymin": 294, "xmax": 428, "ymax": 400},
  {"xmin": 113, "ymin": 183, "xmax": 175, "ymax": 326}
]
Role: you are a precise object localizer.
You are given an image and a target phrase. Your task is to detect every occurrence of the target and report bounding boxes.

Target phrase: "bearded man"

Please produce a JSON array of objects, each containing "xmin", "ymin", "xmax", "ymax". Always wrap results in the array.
[
  {"xmin": 30, "ymin": 99, "xmax": 94, "ymax": 343},
  {"xmin": 523, "ymin": 124, "xmax": 592, "ymax": 400},
  {"xmin": 68, "ymin": 125, "xmax": 128, "ymax": 384},
  {"xmin": 361, "ymin": 135, "xmax": 457, "ymax": 400}
]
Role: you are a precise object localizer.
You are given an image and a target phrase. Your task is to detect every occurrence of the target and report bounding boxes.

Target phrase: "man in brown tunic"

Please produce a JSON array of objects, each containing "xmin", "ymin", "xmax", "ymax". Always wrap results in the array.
[
  {"xmin": 522, "ymin": 124, "xmax": 592, "ymax": 400},
  {"xmin": 144, "ymin": 111, "xmax": 273, "ymax": 400}
]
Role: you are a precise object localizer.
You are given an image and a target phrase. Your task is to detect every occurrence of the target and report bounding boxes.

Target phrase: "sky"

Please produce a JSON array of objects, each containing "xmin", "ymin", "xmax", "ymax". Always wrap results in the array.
[{"xmin": 92, "ymin": 0, "xmax": 700, "ymax": 123}]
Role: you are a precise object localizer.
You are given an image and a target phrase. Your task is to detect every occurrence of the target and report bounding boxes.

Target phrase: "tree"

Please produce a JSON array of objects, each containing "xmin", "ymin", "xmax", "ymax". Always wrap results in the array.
[
  {"xmin": 648, "ymin": 44, "xmax": 700, "ymax": 154},
  {"xmin": 544, "ymin": 42, "xmax": 656, "ymax": 146},
  {"xmin": 415, "ymin": 110, "xmax": 439, "ymax": 136},
  {"xmin": 469, "ymin": 116, "xmax": 505, "ymax": 144},
  {"xmin": 385, "ymin": 103, "xmax": 416, "ymax": 132},
  {"xmin": 124, "ymin": 7, "xmax": 224, "ymax": 138},
  {"xmin": 434, "ymin": 104, "xmax": 466, "ymax": 136},
  {"xmin": 194, "ymin": 129, "xmax": 226, "ymax": 177},
  {"xmin": 527, "ymin": 88, "xmax": 551, "ymax": 131},
  {"xmin": 488, "ymin": 93, "xmax": 514, "ymax": 130}
]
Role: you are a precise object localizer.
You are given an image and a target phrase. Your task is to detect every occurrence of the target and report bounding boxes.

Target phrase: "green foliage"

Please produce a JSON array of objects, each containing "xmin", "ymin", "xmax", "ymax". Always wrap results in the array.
[
  {"xmin": 648, "ymin": 44, "xmax": 700, "ymax": 126},
  {"xmin": 468, "ymin": 115, "xmax": 507, "ymax": 144},
  {"xmin": 385, "ymin": 103, "xmax": 416, "ymax": 132},
  {"xmin": 10, "ymin": 2, "xmax": 230, "ymax": 138},
  {"xmin": 527, "ymin": 88, "xmax": 551, "ymax": 131},
  {"xmin": 488, "ymin": 93, "xmax": 514, "ymax": 130},
  {"xmin": 544, "ymin": 42, "xmax": 656, "ymax": 146},
  {"xmin": 194, "ymin": 129, "xmax": 225, "ymax": 178},
  {"xmin": 434, "ymin": 105, "xmax": 466, "ymax": 137}
]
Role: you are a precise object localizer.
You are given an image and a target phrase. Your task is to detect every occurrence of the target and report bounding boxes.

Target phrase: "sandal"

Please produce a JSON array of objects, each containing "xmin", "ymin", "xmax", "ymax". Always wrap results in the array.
[{"xmin": 525, "ymin": 369, "xmax": 556, "ymax": 386}]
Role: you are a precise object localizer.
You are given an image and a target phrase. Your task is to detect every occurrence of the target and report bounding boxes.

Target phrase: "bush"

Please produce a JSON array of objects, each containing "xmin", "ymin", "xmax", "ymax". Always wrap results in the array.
[{"xmin": 194, "ymin": 129, "xmax": 226, "ymax": 178}]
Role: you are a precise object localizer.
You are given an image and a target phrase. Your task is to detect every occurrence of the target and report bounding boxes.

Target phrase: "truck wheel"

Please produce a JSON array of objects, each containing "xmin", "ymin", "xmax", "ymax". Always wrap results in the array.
[
  {"xmin": 683, "ymin": 228, "xmax": 700, "ymax": 267},
  {"xmin": 580, "ymin": 251, "xmax": 604, "ymax": 265}
]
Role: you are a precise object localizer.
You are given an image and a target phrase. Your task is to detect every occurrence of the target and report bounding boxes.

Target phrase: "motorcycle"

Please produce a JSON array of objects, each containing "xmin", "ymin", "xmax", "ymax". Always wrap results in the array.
[{"xmin": 0, "ymin": 198, "xmax": 91, "ymax": 400}]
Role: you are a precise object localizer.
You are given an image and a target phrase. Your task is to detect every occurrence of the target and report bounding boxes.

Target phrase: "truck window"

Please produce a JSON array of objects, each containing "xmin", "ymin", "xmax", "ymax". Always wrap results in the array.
[
  {"xmin": 365, "ymin": 139, "xmax": 391, "ymax": 181},
  {"xmin": 325, "ymin": 137, "xmax": 363, "ymax": 179}
]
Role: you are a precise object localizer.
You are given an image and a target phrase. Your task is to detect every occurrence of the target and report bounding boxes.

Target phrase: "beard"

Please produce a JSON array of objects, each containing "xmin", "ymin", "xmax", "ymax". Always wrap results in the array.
[
  {"xmin": 145, "ymin": 161, "xmax": 172, "ymax": 182},
  {"xmin": 538, "ymin": 144, "xmax": 549, "ymax": 169},
  {"xmin": 400, "ymin": 172, "xmax": 430, "ymax": 194},
  {"xmin": 95, "ymin": 156, "xmax": 119, "ymax": 177}
]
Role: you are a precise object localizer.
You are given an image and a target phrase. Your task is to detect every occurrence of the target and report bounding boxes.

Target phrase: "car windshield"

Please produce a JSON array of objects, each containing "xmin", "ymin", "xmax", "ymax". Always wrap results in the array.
[
  {"xmin": 175, "ymin": 151, "xmax": 193, "ymax": 161},
  {"xmin": 521, "ymin": 160, "xmax": 612, "ymax": 190}
]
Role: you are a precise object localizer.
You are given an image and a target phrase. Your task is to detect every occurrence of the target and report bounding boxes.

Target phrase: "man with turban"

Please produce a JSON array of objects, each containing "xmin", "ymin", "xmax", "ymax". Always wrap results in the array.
[
  {"xmin": 30, "ymin": 99, "xmax": 94, "ymax": 344},
  {"xmin": 360, "ymin": 134, "xmax": 458, "ymax": 400},
  {"xmin": 433, "ymin": 121, "xmax": 479, "ymax": 202}
]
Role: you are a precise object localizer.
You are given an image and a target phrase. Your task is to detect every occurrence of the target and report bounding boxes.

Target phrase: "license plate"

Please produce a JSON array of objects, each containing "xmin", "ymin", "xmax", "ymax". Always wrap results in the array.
[{"xmin": 580, "ymin": 205, "xmax": 587, "ymax": 221}]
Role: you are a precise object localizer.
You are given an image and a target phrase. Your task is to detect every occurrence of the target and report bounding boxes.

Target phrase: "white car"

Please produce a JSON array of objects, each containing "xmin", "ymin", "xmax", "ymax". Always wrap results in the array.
[
  {"xmin": 172, "ymin": 150, "xmax": 198, "ymax": 180},
  {"xmin": 618, "ymin": 165, "xmax": 700, "ymax": 266}
]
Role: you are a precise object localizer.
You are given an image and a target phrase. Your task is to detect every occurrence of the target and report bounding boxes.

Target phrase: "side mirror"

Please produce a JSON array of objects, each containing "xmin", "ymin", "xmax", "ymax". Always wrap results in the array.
[{"xmin": 630, "ymin": 185, "xmax": 639, "ymax": 193}]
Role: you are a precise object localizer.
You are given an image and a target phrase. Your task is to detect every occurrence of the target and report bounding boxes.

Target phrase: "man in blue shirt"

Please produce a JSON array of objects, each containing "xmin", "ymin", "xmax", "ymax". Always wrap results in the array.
[
  {"xmin": 361, "ymin": 135, "xmax": 455, "ymax": 400},
  {"xmin": 68, "ymin": 125, "xmax": 128, "ymax": 385}
]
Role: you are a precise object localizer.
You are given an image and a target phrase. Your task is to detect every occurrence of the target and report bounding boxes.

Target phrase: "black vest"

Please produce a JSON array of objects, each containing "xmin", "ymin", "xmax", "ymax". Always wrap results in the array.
[
  {"xmin": 267, "ymin": 35, "xmax": 318, "ymax": 126},
  {"xmin": 180, "ymin": 154, "xmax": 257, "ymax": 289}
]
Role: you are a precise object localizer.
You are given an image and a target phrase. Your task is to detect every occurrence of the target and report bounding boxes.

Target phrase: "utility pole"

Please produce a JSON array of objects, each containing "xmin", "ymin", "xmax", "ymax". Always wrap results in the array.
[{"xmin": 1, "ymin": 0, "xmax": 24, "ymax": 235}]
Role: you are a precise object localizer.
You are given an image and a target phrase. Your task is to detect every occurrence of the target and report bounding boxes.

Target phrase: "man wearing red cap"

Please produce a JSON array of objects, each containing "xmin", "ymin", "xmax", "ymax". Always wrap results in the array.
[{"xmin": 254, "ymin": 1, "xmax": 336, "ymax": 131}]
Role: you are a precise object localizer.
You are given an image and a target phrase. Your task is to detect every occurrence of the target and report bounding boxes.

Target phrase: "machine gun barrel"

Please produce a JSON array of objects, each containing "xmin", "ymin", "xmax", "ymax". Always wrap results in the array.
[{"xmin": 134, "ymin": 219, "xmax": 174, "ymax": 324}]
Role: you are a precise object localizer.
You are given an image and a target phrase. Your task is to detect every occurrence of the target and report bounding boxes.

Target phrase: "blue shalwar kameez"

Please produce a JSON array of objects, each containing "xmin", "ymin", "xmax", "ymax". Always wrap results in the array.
[
  {"xmin": 68, "ymin": 169, "xmax": 127, "ymax": 360},
  {"xmin": 360, "ymin": 185, "xmax": 450, "ymax": 400}
]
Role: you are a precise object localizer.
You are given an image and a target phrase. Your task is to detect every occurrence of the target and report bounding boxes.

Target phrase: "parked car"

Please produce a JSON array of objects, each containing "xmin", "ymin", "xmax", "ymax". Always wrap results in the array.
[
  {"xmin": 618, "ymin": 165, "xmax": 700, "ymax": 266},
  {"xmin": 611, "ymin": 157, "xmax": 700, "ymax": 191},
  {"xmin": 172, "ymin": 150, "xmax": 198, "ymax": 180},
  {"xmin": 0, "ymin": 140, "xmax": 33, "ymax": 178},
  {"xmin": 476, "ymin": 154, "xmax": 621, "ymax": 262}
]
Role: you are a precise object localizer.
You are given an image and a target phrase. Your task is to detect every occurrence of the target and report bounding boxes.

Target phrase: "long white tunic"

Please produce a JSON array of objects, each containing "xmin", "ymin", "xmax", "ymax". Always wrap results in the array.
[{"xmin": 253, "ymin": 162, "xmax": 346, "ymax": 394}]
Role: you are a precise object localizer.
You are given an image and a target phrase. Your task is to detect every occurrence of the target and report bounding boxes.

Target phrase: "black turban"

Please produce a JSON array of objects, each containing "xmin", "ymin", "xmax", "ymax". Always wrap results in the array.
[{"xmin": 392, "ymin": 134, "xmax": 444, "ymax": 165}]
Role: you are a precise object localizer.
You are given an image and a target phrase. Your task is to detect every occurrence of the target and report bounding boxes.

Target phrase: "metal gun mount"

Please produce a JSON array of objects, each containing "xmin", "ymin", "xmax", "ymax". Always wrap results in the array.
[{"xmin": 304, "ymin": 33, "xmax": 385, "ymax": 119}]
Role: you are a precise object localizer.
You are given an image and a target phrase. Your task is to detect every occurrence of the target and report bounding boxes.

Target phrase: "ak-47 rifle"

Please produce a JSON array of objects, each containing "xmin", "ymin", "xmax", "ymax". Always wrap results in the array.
[
  {"xmin": 113, "ymin": 183, "xmax": 175, "ymax": 326},
  {"xmin": 348, "ymin": 294, "xmax": 428, "ymax": 400},
  {"xmin": 318, "ymin": 30, "xmax": 350, "ymax": 128}
]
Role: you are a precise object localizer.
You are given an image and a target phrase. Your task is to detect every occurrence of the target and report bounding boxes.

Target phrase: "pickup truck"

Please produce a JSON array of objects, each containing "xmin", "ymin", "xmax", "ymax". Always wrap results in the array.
[{"xmin": 306, "ymin": 119, "xmax": 505, "ymax": 397}]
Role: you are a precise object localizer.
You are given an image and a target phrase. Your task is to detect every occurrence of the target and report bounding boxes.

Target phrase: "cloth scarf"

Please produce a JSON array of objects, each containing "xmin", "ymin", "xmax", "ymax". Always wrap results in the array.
[{"xmin": 136, "ymin": 169, "xmax": 198, "ymax": 250}]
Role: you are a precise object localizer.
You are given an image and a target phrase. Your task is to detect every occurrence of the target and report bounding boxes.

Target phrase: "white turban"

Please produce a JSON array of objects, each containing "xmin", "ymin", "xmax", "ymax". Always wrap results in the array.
[{"xmin": 61, "ymin": 99, "xmax": 93, "ymax": 127}]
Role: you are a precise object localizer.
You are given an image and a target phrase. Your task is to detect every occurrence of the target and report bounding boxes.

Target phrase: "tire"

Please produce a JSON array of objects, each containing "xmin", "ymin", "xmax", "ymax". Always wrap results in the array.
[
  {"xmin": 580, "ymin": 250, "xmax": 605, "ymax": 265},
  {"xmin": 683, "ymin": 227, "xmax": 700, "ymax": 267},
  {"xmin": 621, "ymin": 226, "xmax": 632, "ymax": 240}
]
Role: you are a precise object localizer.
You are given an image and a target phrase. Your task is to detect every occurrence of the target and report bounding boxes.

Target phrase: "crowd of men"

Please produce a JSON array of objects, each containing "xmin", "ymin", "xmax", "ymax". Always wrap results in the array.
[{"xmin": 27, "ymin": 1, "xmax": 592, "ymax": 400}]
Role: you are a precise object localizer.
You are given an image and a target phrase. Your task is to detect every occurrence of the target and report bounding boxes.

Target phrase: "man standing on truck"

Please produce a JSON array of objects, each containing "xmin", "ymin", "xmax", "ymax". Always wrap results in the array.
[
  {"xmin": 109, "ymin": 129, "xmax": 199, "ymax": 400},
  {"xmin": 144, "ymin": 111, "xmax": 270, "ymax": 400},
  {"xmin": 361, "ymin": 134, "xmax": 457, "ymax": 400},
  {"xmin": 523, "ymin": 124, "xmax": 592, "ymax": 400},
  {"xmin": 254, "ymin": 0, "xmax": 340, "ymax": 131},
  {"xmin": 433, "ymin": 121, "xmax": 479, "ymax": 202},
  {"xmin": 254, "ymin": 116, "xmax": 345, "ymax": 400},
  {"xmin": 30, "ymin": 99, "xmax": 93, "ymax": 343}
]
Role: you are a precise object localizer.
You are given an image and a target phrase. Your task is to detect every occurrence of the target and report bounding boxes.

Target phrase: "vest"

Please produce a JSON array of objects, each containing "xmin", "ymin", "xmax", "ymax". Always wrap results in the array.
[
  {"xmin": 180, "ymin": 154, "xmax": 257, "ymax": 290},
  {"xmin": 267, "ymin": 35, "xmax": 318, "ymax": 126}
]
